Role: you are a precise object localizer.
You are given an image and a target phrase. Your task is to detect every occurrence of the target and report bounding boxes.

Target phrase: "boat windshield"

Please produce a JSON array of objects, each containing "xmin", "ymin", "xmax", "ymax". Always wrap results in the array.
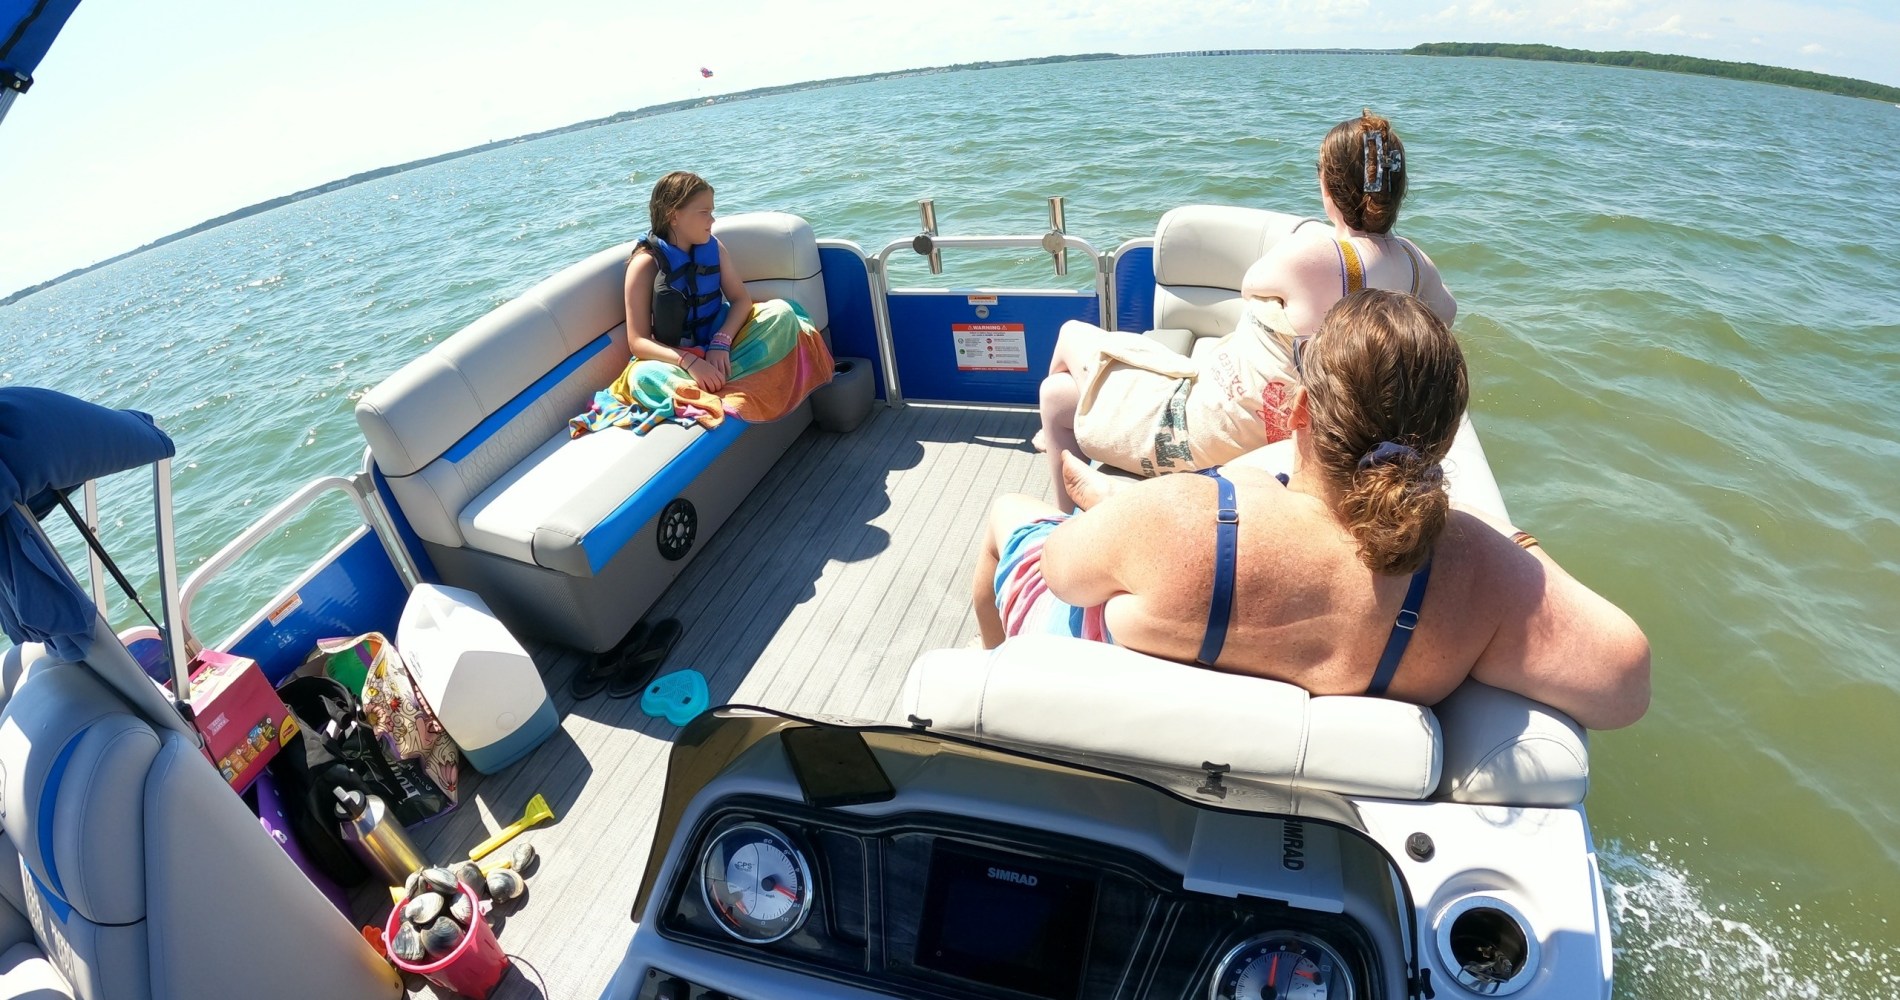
[{"xmin": 634, "ymin": 706, "xmax": 1376, "ymax": 921}]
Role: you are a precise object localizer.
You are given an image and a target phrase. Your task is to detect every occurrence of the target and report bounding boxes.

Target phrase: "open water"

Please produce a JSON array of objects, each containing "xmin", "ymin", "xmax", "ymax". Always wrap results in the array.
[{"xmin": 2, "ymin": 54, "xmax": 1898, "ymax": 997}]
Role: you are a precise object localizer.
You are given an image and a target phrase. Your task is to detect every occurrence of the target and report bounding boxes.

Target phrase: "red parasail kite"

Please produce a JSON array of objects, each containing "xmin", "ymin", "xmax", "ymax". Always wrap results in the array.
[{"xmin": 699, "ymin": 67, "xmax": 714, "ymax": 78}]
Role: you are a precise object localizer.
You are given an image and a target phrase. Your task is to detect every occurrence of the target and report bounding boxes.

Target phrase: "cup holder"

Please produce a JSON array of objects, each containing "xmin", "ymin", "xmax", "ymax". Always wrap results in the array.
[
  {"xmin": 811, "ymin": 356, "xmax": 876, "ymax": 433},
  {"xmin": 1433, "ymin": 894, "xmax": 1539, "ymax": 995}
]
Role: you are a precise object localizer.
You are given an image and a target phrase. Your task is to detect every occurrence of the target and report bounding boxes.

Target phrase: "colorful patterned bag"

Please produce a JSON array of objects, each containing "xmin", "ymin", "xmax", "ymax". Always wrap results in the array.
[{"xmin": 316, "ymin": 632, "xmax": 460, "ymax": 805}]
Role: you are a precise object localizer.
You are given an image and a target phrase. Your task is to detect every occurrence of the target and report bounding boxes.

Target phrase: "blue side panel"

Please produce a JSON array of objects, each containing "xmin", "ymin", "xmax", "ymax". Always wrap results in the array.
[
  {"xmin": 578, "ymin": 418, "xmax": 748, "ymax": 574},
  {"xmin": 886, "ymin": 293, "xmax": 1099, "ymax": 405},
  {"xmin": 443, "ymin": 334, "xmax": 612, "ymax": 462},
  {"xmin": 372, "ymin": 462, "xmax": 440, "ymax": 584},
  {"xmin": 818, "ymin": 247, "xmax": 884, "ymax": 399},
  {"xmin": 1114, "ymin": 245, "xmax": 1157, "ymax": 333},
  {"xmin": 226, "ymin": 529, "xmax": 409, "ymax": 684}
]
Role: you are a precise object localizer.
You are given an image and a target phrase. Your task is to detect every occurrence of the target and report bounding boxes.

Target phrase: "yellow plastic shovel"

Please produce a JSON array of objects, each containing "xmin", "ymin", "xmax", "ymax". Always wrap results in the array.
[{"xmin": 468, "ymin": 793, "xmax": 554, "ymax": 862}]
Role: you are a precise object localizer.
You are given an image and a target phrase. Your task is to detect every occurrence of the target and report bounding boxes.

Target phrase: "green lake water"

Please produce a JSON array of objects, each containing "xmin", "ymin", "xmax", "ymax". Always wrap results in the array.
[{"xmin": 3, "ymin": 54, "xmax": 1897, "ymax": 997}]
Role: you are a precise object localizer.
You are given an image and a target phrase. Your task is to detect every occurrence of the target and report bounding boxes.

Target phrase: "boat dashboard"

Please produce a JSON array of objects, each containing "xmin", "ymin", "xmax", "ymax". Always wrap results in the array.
[
  {"xmin": 638, "ymin": 797, "xmax": 1379, "ymax": 1000},
  {"xmin": 612, "ymin": 715, "xmax": 1418, "ymax": 1000}
]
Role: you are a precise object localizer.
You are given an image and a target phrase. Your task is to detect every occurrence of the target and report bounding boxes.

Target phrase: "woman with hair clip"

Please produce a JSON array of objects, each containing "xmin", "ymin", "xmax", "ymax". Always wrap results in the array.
[
  {"xmin": 976, "ymin": 290, "xmax": 1649, "ymax": 730},
  {"xmin": 1238, "ymin": 109, "xmax": 1457, "ymax": 335},
  {"xmin": 1037, "ymin": 110, "xmax": 1457, "ymax": 511}
]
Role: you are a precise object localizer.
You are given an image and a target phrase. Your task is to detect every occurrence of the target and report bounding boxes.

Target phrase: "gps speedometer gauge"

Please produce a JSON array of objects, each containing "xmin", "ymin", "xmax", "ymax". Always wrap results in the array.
[
  {"xmin": 698, "ymin": 821, "xmax": 814, "ymax": 943},
  {"xmin": 1210, "ymin": 931, "xmax": 1355, "ymax": 1000}
]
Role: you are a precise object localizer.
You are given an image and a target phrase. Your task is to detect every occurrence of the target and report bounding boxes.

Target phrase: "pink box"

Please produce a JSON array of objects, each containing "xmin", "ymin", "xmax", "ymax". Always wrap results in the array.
[{"xmin": 187, "ymin": 649, "xmax": 296, "ymax": 790}]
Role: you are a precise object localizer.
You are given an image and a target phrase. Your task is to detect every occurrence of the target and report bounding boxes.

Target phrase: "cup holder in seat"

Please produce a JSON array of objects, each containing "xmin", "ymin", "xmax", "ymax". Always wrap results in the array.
[
  {"xmin": 1433, "ymin": 894, "xmax": 1539, "ymax": 995},
  {"xmin": 811, "ymin": 356, "xmax": 876, "ymax": 433}
]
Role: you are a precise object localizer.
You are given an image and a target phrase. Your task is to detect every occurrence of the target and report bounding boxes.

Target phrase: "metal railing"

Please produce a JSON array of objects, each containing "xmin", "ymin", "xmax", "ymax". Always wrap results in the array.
[
  {"xmin": 177, "ymin": 471, "xmax": 420, "ymax": 653},
  {"xmin": 867, "ymin": 197, "xmax": 1110, "ymax": 405}
]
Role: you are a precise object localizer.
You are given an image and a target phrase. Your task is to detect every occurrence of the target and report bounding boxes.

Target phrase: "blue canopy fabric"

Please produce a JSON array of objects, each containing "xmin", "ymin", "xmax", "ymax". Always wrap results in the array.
[
  {"xmin": 0, "ymin": 0, "xmax": 81, "ymax": 125},
  {"xmin": 0, "ymin": 387, "xmax": 174, "ymax": 656},
  {"xmin": 1, "ymin": 0, "xmax": 82, "ymax": 90}
]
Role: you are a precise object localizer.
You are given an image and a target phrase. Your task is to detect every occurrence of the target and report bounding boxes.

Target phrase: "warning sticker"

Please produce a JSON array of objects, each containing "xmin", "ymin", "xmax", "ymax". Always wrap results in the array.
[
  {"xmin": 952, "ymin": 323, "xmax": 1028, "ymax": 372},
  {"xmin": 266, "ymin": 592, "xmax": 303, "ymax": 626}
]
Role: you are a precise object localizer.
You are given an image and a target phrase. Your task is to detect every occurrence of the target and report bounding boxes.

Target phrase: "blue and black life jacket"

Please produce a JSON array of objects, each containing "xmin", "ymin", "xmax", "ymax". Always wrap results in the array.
[{"xmin": 647, "ymin": 233, "xmax": 729, "ymax": 347}]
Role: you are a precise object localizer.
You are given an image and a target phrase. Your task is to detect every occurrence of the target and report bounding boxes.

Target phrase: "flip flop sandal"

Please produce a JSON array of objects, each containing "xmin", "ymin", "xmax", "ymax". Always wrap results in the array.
[
  {"xmin": 572, "ymin": 619, "xmax": 650, "ymax": 700},
  {"xmin": 608, "ymin": 617, "xmax": 682, "ymax": 699}
]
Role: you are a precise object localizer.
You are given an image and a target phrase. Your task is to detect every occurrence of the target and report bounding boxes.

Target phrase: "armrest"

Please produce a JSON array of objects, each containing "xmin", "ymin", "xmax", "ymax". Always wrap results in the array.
[
  {"xmin": 1142, "ymin": 327, "xmax": 1196, "ymax": 358},
  {"xmin": 1433, "ymin": 680, "xmax": 1589, "ymax": 805}
]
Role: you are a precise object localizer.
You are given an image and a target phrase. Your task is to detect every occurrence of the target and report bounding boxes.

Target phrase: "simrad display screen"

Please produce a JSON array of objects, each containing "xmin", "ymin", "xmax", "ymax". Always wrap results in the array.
[{"xmin": 914, "ymin": 842, "xmax": 1098, "ymax": 1000}]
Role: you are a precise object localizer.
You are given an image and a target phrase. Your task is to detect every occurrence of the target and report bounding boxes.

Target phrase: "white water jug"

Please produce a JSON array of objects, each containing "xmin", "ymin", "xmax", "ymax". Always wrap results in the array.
[{"xmin": 396, "ymin": 583, "xmax": 557, "ymax": 774}]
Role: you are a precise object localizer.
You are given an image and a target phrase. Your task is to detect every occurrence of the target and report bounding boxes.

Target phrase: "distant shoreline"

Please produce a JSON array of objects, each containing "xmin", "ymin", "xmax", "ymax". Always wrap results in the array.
[
  {"xmin": 7, "ymin": 44, "xmax": 1890, "ymax": 305},
  {"xmin": 1408, "ymin": 42, "xmax": 1900, "ymax": 104}
]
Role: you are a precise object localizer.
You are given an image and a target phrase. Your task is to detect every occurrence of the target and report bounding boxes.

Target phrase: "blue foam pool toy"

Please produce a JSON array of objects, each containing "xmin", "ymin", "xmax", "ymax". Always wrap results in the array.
[{"xmin": 642, "ymin": 669, "xmax": 709, "ymax": 726}]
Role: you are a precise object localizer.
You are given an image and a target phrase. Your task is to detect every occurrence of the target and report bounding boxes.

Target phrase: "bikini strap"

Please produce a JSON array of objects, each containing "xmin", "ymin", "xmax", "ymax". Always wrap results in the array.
[
  {"xmin": 1195, "ymin": 467, "xmax": 1239, "ymax": 666},
  {"xmin": 1365, "ymin": 559, "xmax": 1431, "ymax": 697},
  {"xmin": 1335, "ymin": 239, "xmax": 1366, "ymax": 296},
  {"xmin": 1395, "ymin": 236, "xmax": 1422, "ymax": 297}
]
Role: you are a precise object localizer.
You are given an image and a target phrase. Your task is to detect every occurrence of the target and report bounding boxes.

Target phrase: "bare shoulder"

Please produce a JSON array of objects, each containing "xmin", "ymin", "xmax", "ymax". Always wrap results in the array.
[
  {"xmin": 625, "ymin": 248, "xmax": 658, "ymax": 283},
  {"xmin": 1243, "ymin": 229, "xmax": 1339, "ymax": 297},
  {"xmin": 1121, "ymin": 469, "xmax": 1212, "ymax": 512}
]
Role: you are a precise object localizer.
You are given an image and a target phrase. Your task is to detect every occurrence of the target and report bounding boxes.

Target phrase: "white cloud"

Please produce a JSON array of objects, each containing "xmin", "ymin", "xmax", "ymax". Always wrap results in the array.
[
  {"xmin": 1459, "ymin": 0, "xmax": 1527, "ymax": 24},
  {"xmin": 1800, "ymin": 42, "xmax": 1827, "ymax": 55},
  {"xmin": 1647, "ymin": 13, "xmax": 1689, "ymax": 35},
  {"xmin": 1554, "ymin": 0, "xmax": 1634, "ymax": 32}
]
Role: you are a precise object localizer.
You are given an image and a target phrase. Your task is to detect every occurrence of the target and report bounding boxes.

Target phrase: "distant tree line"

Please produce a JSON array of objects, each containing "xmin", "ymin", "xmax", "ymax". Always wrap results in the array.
[{"xmin": 1409, "ymin": 42, "xmax": 1900, "ymax": 104}]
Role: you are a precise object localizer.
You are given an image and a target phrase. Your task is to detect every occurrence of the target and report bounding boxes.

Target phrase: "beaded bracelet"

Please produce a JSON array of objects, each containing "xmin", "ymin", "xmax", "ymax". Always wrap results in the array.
[{"xmin": 1510, "ymin": 530, "xmax": 1540, "ymax": 550}]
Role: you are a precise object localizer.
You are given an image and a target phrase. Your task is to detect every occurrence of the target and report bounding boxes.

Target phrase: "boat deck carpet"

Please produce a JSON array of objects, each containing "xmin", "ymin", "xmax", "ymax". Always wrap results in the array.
[{"xmin": 354, "ymin": 402, "xmax": 1048, "ymax": 1000}]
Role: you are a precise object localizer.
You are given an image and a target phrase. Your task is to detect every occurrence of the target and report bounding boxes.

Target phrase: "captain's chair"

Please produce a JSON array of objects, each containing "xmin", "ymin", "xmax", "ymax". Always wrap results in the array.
[
  {"xmin": 0, "ymin": 385, "xmax": 399, "ymax": 1000},
  {"xmin": 1139, "ymin": 204, "xmax": 1309, "ymax": 360},
  {"xmin": 1122, "ymin": 204, "xmax": 1507, "ymax": 519},
  {"xmin": 0, "ymin": 619, "xmax": 402, "ymax": 1000}
]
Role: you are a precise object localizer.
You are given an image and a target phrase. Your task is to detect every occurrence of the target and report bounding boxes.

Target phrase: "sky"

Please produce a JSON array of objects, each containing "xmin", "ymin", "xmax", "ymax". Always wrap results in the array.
[{"xmin": 3, "ymin": 0, "xmax": 1895, "ymax": 296}]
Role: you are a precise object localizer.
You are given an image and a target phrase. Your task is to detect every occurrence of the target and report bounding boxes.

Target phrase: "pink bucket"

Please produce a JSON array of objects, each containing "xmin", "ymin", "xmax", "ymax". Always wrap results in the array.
[{"xmin": 384, "ymin": 883, "xmax": 510, "ymax": 998}]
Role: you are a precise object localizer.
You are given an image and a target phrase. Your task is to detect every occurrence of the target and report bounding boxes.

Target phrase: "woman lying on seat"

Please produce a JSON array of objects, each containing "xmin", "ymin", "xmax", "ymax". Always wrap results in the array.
[
  {"xmin": 1036, "ymin": 110, "xmax": 1457, "ymax": 510},
  {"xmin": 573, "ymin": 170, "xmax": 833, "ymax": 435},
  {"xmin": 975, "ymin": 290, "xmax": 1649, "ymax": 730}
]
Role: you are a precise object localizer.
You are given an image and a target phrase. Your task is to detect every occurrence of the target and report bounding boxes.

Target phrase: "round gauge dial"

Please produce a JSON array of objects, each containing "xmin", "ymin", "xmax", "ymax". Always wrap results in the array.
[
  {"xmin": 1209, "ymin": 931, "xmax": 1355, "ymax": 1000},
  {"xmin": 698, "ymin": 821, "xmax": 814, "ymax": 943}
]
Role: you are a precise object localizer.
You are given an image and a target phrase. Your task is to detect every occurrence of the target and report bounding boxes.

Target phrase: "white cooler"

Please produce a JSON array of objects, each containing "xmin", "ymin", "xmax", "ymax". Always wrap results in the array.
[{"xmin": 397, "ymin": 583, "xmax": 559, "ymax": 774}]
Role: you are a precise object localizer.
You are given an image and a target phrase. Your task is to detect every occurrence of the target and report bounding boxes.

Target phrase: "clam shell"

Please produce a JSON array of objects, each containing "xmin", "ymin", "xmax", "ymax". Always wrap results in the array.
[
  {"xmin": 390, "ymin": 921, "xmax": 427, "ymax": 963},
  {"xmin": 421, "ymin": 915, "xmax": 464, "ymax": 958},
  {"xmin": 402, "ymin": 890, "xmax": 445, "ymax": 927},
  {"xmin": 486, "ymin": 867, "xmax": 525, "ymax": 901},
  {"xmin": 403, "ymin": 869, "xmax": 425, "ymax": 899},
  {"xmin": 509, "ymin": 841, "xmax": 537, "ymax": 875},
  {"xmin": 420, "ymin": 867, "xmax": 460, "ymax": 895},
  {"xmin": 452, "ymin": 860, "xmax": 486, "ymax": 898},
  {"xmin": 449, "ymin": 890, "xmax": 475, "ymax": 926}
]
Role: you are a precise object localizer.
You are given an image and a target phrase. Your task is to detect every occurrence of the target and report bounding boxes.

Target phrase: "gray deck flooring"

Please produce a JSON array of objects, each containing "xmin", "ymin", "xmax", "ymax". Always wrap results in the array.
[{"xmin": 363, "ymin": 402, "xmax": 1049, "ymax": 1000}]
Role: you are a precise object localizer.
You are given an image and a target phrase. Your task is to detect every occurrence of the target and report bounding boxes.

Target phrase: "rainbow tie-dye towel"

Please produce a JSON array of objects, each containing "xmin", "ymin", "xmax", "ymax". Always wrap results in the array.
[{"xmin": 570, "ymin": 298, "xmax": 835, "ymax": 436}]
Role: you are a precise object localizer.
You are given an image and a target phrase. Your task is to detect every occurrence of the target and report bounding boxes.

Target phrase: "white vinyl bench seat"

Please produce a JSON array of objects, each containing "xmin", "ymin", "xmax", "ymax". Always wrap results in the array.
[{"xmin": 357, "ymin": 213, "xmax": 838, "ymax": 650}]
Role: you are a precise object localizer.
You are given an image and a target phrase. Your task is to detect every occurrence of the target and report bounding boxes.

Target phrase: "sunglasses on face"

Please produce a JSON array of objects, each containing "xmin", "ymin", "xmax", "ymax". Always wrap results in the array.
[{"xmin": 1291, "ymin": 334, "xmax": 1313, "ymax": 378}]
